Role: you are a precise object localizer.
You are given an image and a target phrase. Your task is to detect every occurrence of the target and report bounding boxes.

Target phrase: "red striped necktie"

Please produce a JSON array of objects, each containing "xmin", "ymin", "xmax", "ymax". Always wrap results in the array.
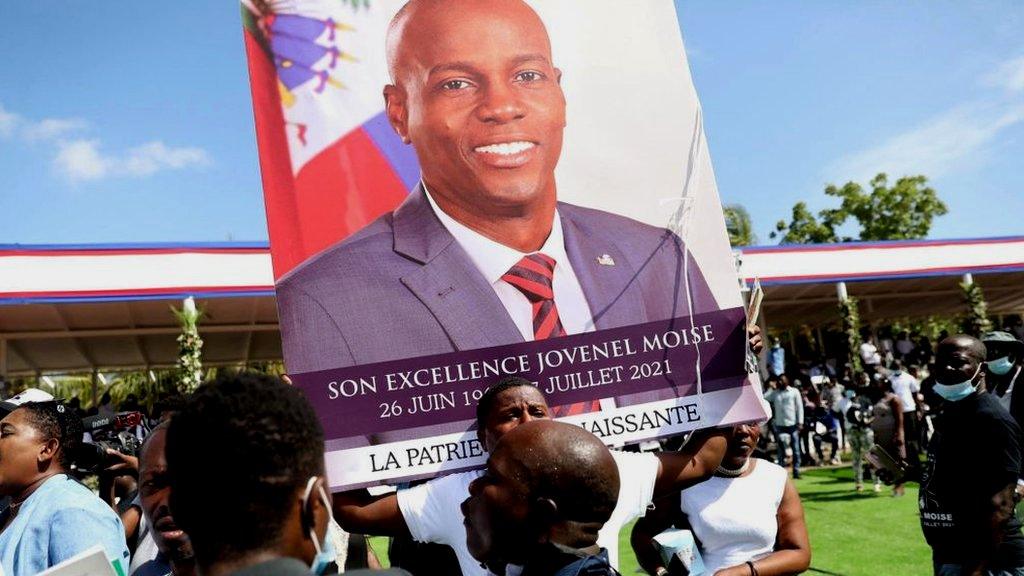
[
  {"xmin": 501, "ymin": 253, "xmax": 566, "ymax": 340},
  {"xmin": 501, "ymin": 253, "xmax": 599, "ymax": 416}
]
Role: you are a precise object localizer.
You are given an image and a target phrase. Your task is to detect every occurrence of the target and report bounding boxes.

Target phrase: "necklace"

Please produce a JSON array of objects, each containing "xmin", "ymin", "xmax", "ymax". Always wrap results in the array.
[{"xmin": 715, "ymin": 459, "xmax": 751, "ymax": 477}]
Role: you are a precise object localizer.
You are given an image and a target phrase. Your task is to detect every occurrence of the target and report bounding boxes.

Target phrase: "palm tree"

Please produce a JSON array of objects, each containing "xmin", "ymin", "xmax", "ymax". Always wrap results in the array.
[{"xmin": 723, "ymin": 204, "xmax": 757, "ymax": 247}]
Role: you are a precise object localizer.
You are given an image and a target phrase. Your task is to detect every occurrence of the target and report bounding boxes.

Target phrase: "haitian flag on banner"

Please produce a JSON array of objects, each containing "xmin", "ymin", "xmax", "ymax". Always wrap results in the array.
[
  {"xmin": 241, "ymin": 0, "xmax": 768, "ymax": 491},
  {"xmin": 242, "ymin": 0, "xmax": 417, "ymax": 278}
]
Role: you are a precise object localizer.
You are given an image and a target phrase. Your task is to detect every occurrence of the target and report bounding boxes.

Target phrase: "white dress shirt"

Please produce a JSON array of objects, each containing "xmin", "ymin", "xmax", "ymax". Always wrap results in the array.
[{"xmin": 424, "ymin": 186, "xmax": 595, "ymax": 340}]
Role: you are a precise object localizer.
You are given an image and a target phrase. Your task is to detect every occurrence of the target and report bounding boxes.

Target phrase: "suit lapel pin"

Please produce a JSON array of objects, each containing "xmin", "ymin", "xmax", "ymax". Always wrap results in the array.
[{"xmin": 596, "ymin": 254, "xmax": 615, "ymax": 266}]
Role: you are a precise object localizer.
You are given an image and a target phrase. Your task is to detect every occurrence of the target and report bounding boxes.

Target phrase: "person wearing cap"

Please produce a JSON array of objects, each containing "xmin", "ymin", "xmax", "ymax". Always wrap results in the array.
[
  {"xmin": 982, "ymin": 331, "xmax": 1024, "ymax": 426},
  {"xmin": 0, "ymin": 396, "xmax": 130, "ymax": 575},
  {"xmin": 0, "ymin": 389, "xmax": 55, "ymax": 513},
  {"xmin": 0, "ymin": 388, "xmax": 55, "ymax": 413}
]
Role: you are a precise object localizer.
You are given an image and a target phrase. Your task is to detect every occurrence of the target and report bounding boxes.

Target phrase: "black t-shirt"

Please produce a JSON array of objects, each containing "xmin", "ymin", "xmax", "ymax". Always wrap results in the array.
[{"xmin": 920, "ymin": 391, "xmax": 1024, "ymax": 567}]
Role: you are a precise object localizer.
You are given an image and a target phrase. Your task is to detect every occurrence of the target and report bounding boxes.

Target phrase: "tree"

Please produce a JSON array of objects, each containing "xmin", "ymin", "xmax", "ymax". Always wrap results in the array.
[
  {"xmin": 771, "ymin": 173, "xmax": 948, "ymax": 243},
  {"xmin": 723, "ymin": 204, "xmax": 757, "ymax": 247},
  {"xmin": 772, "ymin": 202, "xmax": 841, "ymax": 244}
]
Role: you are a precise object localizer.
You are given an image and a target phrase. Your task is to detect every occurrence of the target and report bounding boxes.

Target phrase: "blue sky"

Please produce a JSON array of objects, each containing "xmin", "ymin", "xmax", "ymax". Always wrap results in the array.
[{"xmin": 1, "ymin": 2, "xmax": 1022, "ymax": 245}]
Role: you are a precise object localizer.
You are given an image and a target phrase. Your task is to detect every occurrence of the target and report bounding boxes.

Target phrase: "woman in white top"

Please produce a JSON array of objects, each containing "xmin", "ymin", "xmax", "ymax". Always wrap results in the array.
[{"xmin": 632, "ymin": 423, "xmax": 810, "ymax": 576}]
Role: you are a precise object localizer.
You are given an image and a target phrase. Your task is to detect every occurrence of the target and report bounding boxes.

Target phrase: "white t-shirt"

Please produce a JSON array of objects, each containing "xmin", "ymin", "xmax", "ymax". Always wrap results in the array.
[
  {"xmin": 889, "ymin": 371, "xmax": 919, "ymax": 414},
  {"xmin": 680, "ymin": 459, "xmax": 787, "ymax": 574},
  {"xmin": 396, "ymin": 450, "xmax": 660, "ymax": 576},
  {"xmin": 859, "ymin": 342, "xmax": 881, "ymax": 365}
]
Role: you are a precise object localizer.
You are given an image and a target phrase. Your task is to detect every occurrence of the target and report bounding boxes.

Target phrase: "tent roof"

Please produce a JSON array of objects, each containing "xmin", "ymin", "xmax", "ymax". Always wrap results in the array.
[
  {"xmin": 2, "ymin": 237, "xmax": 1023, "ymax": 375},
  {"xmin": 737, "ymin": 235, "xmax": 1024, "ymax": 328},
  {"xmin": 0, "ymin": 297, "xmax": 281, "ymax": 377}
]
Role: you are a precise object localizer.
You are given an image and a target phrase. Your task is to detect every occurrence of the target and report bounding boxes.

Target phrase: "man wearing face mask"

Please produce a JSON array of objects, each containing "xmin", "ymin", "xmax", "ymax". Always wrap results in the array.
[
  {"xmin": 982, "ymin": 331, "xmax": 1024, "ymax": 428},
  {"xmin": 166, "ymin": 374, "xmax": 408, "ymax": 576},
  {"xmin": 919, "ymin": 335, "xmax": 1024, "ymax": 576}
]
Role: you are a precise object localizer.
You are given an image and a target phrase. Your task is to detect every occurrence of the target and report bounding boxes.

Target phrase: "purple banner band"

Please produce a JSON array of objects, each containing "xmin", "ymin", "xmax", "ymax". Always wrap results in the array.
[{"xmin": 294, "ymin": 307, "xmax": 748, "ymax": 440}]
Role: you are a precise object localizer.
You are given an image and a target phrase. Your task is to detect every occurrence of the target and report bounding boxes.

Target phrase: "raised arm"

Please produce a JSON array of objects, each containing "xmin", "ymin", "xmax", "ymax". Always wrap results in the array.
[
  {"xmin": 332, "ymin": 489, "xmax": 411, "ymax": 538},
  {"xmin": 715, "ymin": 478, "xmax": 811, "ymax": 576},
  {"xmin": 653, "ymin": 428, "xmax": 728, "ymax": 497}
]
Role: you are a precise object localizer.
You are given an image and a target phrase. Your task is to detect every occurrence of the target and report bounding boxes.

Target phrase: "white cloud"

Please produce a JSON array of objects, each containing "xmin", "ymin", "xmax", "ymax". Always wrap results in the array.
[
  {"xmin": 0, "ymin": 103, "xmax": 86, "ymax": 142},
  {"xmin": 54, "ymin": 139, "xmax": 211, "ymax": 182},
  {"xmin": 0, "ymin": 104, "xmax": 19, "ymax": 137},
  {"xmin": 983, "ymin": 55, "xmax": 1024, "ymax": 93},
  {"xmin": 22, "ymin": 118, "xmax": 88, "ymax": 142},
  {"xmin": 829, "ymin": 56, "xmax": 1024, "ymax": 185},
  {"xmin": 1, "ymin": 102, "xmax": 211, "ymax": 183},
  {"xmin": 828, "ymin": 103, "xmax": 1024, "ymax": 183},
  {"xmin": 55, "ymin": 139, "xmax": 108, "ymax": 181},
  {"xmin": 120, "ymin": 141, "xmax": 211, "ymax": 177}
]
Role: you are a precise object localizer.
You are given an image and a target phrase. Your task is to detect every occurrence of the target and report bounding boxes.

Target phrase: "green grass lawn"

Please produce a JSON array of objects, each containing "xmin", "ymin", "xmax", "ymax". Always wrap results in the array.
[
  {"xmin": 616, "ymin": 466, "xmax": 932, "ymax": 575},
  {"xmin": 370, "ymin": 466, "xmax": 934, "ymax": 575}
]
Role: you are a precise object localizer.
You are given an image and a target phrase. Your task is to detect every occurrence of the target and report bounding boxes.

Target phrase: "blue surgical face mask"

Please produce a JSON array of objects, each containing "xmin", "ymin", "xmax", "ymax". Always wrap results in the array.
[
  {"xmin": 302, "ymin": 476, "xmax": 336, "ymax": 575},
  {"xmin": 934, "ymin": 364, "xmax": 982, "ymax": 402},
  {"xmin": 987, "ymin": 356, "xmax": 1015, "ymax": 376},
  {"xmin": 844, "ymin": 390, "xmax": 856, "ymax": 398}
]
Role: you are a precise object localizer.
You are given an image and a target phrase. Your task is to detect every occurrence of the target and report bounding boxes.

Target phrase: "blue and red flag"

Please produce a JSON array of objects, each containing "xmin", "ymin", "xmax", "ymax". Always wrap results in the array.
[{"xmin": 240, "ymin": 0, "xmax": 418, "ymax": 278}]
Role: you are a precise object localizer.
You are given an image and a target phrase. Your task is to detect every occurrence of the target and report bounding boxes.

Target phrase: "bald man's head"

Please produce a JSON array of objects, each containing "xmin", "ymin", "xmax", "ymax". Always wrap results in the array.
[
  {"xmin": 939, "ymin": 334, "xmax": 987, "ymax": 363},
  {"xmin": 461, "ymin": 420, "xmax": 619, "ymax": 566},
  {"xmin": 382, "ymin": 0, "xmax": 567, "ymax": 228},
  {"xmin": 386, "ymin": 0, "xmax": 553, "ymax": 84},
  {"xmin": 500, "ymin": 420, "xmax": 619, "ymax": 523}
]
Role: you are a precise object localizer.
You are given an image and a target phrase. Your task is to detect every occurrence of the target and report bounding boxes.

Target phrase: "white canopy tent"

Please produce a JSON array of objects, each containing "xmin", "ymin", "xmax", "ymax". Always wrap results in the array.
[{"xmin": 1, "ymin": 237, "xmax": 1023, "ymax": 378}]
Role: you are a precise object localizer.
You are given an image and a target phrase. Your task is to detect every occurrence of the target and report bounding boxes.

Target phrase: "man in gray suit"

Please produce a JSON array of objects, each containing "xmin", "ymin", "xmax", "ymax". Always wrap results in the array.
[{"xmin": 277, "ymin": 0, "xmax": 727, "ymax": 376}]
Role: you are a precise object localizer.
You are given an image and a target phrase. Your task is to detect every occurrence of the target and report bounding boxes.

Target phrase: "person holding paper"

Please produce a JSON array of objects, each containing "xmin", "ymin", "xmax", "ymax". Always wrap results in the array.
[
  {"xmin": 630, "ymin": 423, "xmax": 810, "ymax": 576},
  {"xmin": 0, "ymin": 400, "xmax": 130, "ymax": 575}
]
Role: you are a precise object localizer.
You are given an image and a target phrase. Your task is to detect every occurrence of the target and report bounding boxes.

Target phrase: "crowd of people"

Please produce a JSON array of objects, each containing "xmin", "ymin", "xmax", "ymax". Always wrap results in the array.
[
  {"xmin": 2, "ymin": 329, "xmax": 1024, "ymax": 575},
  {"xmin": 0, "ymin": 368, "xmax": 805, "ymax": 576},
  {"xmin": 760, "ymin": 326, "xmax": 1024, "ymax": 574}
]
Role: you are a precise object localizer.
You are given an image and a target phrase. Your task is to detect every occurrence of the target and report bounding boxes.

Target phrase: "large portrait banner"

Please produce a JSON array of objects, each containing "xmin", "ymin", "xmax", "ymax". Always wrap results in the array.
[{"xmin": 240, "ymin": 0, "xmax": 768, "ymax": 491}]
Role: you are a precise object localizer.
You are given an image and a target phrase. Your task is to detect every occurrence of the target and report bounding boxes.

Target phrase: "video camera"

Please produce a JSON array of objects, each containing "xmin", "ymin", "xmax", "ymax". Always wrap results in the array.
[{"xmin": 74, "ymin": 411, "xmax": 150, "ymax": 474}]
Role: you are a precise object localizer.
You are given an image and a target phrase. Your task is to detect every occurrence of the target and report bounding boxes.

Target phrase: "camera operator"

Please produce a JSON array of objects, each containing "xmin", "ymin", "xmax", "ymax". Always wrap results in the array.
[{"xmin": 0, "ymin": 396, "xmax": 130, "ymax": 575}]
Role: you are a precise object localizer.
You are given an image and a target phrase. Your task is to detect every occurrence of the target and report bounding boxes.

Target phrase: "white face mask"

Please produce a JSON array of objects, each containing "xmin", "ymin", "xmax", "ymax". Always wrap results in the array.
[
  {"xmin": 934, "ymin": 364, "xmax": 982, "ymax": 402},
  {"xmin": 986, "ymin": 356, "xmax": 1015, "ymax": 375},
  {"xmin": 301, "ymin": 476, "xmax": 336, "ymax": 575}
]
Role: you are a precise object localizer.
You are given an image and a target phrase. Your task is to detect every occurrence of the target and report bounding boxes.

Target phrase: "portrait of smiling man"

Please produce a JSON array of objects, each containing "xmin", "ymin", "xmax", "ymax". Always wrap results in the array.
[{"xmin": 276, "ymin": 0, "xmax": 719, "ymax": 390}]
